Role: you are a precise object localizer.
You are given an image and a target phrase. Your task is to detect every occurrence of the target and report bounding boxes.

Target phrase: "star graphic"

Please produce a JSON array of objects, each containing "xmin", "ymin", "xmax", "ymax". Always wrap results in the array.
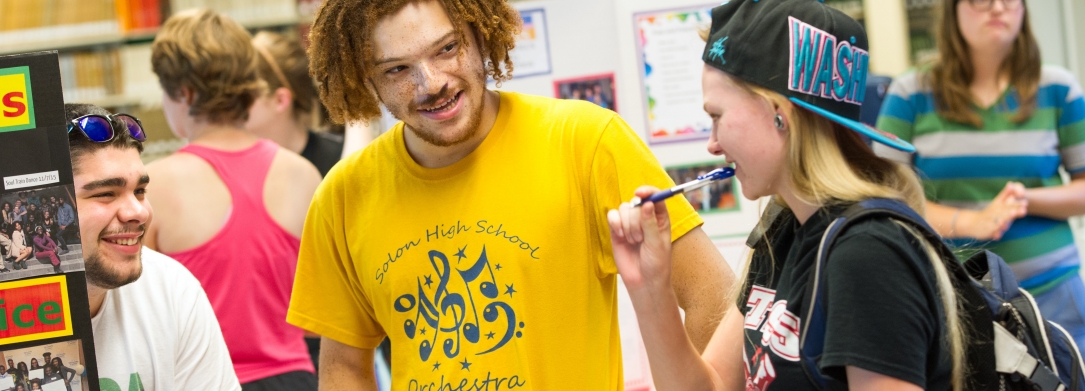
[
  {"xmin": 486, "ymin": 331, "xmax": 496, "ymax": 340},
  {"xmin": 420, "ymin": 327, "xmax": 427, "ymax": 335},
  {"xmin": 460, "ymin": 358, "xmax": 472, "ymax": 371},
  {"xmin": 455, "ymin": 245, "xmax": 468, "ymax": 262},
  {"xmin": 424, "ymin": 275, "xmax": 433, "ymax": 288},
  {"xmin": 433, "ymin": 362, "xmax": 441, "ymax": 371},
  {"xmin": 495, "ymin": 264, "xmax": 503, "ymax": 271},
  {"xmin": 504, "ymin": 284, "xmax": 517, "ymax": 297}
]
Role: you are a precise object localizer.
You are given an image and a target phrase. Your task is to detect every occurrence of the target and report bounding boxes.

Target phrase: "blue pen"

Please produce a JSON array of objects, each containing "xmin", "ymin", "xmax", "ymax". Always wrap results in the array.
[{"xmin": 631, "ymin": 167, "xmax": 736, "ymax": 207}]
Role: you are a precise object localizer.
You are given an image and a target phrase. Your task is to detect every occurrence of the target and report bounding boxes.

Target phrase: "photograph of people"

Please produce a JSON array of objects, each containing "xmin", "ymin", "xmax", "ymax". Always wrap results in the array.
[
  {"xmin": 608, "ymin": 0, "xmax": 965, "ymax": 389},
  {"xmin": 555, "ymin": 74, "xmax": 616, "ymax": 111},
  {"xmin": 875, "ymin": 0, "xmax": 1085, "ymax": 348},
  {"xmin": 0, "ymin": 187, "xmax": 83, "ymax": 280},
  {"xmin": 288, "ymin": 0, "xmax": 731, "ymax": 389}
]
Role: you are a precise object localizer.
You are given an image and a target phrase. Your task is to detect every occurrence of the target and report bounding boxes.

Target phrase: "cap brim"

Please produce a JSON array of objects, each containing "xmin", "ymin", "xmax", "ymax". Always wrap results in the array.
[{"xmin": 788, "ymin": 97, "xmax": 915, "ymax": 153}]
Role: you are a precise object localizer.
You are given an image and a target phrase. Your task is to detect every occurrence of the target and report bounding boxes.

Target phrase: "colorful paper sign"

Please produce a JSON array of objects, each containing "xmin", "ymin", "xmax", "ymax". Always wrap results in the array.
[{"xmin": 634, "ymin": 5, "xmax": 714, "ymax": 144}]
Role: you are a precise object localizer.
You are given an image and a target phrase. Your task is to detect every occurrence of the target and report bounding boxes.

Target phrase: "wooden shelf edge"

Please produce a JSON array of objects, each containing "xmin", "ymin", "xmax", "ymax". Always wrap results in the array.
[{"xmin": 0, "ymin": 15, "xmax": 301, "ymax": 56}]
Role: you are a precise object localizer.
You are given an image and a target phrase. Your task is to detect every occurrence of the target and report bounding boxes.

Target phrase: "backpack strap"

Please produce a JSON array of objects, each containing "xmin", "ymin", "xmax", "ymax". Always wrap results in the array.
[
  {"xmin": 994, "ymin": 321, "xmax": 1067, "ymax": 391},
  {"xmin": 798, "ymin": 198, "xmax": 992, "ymax": 389}
]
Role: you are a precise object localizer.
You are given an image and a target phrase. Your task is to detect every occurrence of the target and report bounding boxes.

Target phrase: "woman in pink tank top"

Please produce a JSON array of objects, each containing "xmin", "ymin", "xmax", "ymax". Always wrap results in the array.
[{"xmin": 144, "ymin": 10, "xmax": 324, "ymax": 391}]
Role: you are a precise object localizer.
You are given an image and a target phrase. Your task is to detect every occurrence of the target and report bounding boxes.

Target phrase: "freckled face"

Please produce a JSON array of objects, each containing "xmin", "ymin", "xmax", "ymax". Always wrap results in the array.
[
  {"xmin": 369, "ymin": 0, "xmax": 489, "ymax": 147},
  {"xmin": 702, "ymin": 65, "xmax": 789, "ymax": 200}
]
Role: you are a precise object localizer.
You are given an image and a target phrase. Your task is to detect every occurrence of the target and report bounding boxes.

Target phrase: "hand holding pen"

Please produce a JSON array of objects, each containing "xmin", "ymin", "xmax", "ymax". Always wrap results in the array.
[{"xmin": 606, "ymin": 167, "xmax": 735, "ymax": 289}]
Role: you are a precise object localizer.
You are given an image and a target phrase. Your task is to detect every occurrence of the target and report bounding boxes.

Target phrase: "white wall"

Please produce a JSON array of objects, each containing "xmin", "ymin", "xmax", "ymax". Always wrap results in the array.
[
  {"xmin": 1067, "ymin": 0, "xmax": 1085, "ymax": 79},
  {"xmin": 1028, "ymin": 0, "xmax": 1068, "ymax": 69},
  {"xmin": 497, "ymin": 0, "xmax": 620, "ymax": 95}
]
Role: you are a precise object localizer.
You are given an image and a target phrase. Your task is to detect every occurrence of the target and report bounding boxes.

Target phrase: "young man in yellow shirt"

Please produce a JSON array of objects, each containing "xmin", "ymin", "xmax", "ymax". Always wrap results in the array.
[{"xmin": 288, "ymin": 0, "xmax": 735, "ymax": 389}]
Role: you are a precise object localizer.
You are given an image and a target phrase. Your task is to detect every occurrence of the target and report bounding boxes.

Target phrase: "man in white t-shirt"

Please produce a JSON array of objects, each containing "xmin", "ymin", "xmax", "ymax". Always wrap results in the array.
[{"xmin": 65, "ymin": 103, "xmax": 241, "ymax": 390}]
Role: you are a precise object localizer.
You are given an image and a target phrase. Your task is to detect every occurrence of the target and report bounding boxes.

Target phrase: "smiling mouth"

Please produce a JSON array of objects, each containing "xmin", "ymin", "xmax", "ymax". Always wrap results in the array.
[
  {"xmin": 102, "ymin": 236, "xmax": 141, "ymax": 246},
  {"xmin": 420, "ymin": 91, "xmax": 462, "ymax": 113}
]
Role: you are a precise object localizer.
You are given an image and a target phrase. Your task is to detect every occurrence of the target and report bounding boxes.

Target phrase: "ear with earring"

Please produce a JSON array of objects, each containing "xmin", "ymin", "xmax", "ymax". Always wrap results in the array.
[{"xmin": 774, "ymin": 114, "xmax": 785, "ymax": 130}]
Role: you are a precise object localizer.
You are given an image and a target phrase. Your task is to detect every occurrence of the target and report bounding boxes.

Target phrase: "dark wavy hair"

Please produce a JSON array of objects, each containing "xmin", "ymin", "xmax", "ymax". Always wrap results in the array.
[{"xmin": 308, "ymin": 0, "xmax": 521, "ymax": 124}]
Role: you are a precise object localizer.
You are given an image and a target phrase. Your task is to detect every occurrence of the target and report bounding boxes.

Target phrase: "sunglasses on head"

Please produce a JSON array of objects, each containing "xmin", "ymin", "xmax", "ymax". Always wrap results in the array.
[{"xmin": 67, "ymin": 113, "xmax": 146, "ymax": 143}]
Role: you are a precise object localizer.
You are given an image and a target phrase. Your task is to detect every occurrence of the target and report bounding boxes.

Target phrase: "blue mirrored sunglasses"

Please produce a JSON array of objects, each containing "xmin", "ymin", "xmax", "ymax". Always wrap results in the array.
[{"xmin": 66, "ymin": 114, "xmax": 146, "ymax": 143}]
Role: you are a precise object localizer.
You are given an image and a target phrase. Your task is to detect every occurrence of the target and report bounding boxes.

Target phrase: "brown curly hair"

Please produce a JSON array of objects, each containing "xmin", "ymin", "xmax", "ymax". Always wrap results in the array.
[
  {"xmin": 308, "ymin": 0, "xmax": 521, "ymax": 124},
  {"xmin": 151, "ymin": 9, "xmax": 265, "ymax": 125}
]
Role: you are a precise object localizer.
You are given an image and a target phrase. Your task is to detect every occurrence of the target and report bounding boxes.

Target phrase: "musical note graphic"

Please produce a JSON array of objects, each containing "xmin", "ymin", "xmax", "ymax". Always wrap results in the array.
[
  {"xmin": 477, "ymin": 302, "xmax": 520, "ymax": 354},
  {"xmin": 458, "ymin": 246, "xmax": 499, "ymax": 343},
  {"xmin": 393, "ymin": 245, "xmax": 524, "ymax": 363}
]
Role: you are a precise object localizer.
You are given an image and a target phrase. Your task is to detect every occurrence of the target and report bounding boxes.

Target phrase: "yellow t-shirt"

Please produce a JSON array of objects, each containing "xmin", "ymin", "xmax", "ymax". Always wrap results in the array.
[{"xmin": 288, "ymin": 92, "xmax": 702, "ymax": 390}]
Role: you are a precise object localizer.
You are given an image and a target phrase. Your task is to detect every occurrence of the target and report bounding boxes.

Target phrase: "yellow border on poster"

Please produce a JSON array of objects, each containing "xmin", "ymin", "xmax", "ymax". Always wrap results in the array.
[{"xmin": 0, "ymin": 275, "xmax": 73, "ymax": 345}]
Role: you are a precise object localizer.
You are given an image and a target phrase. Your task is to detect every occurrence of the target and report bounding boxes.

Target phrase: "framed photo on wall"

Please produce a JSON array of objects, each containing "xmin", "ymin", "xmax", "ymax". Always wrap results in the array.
[
  {"xmin": 507, "ymin": 8, "xmax": 552, "ymax": 79},
  {"xmin": 553, "ymin": 73, "xmax": 617, "ymax": 113},
  {"xmin": 664, "ymin": 160, "xmax": 739, "ymax": 214}
]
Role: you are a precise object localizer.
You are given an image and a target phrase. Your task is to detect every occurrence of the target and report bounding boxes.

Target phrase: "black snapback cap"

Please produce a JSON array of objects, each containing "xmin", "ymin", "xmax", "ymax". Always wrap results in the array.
[{"xmin": 703, "ymin": 0, "xmax": 915, "ymax": 152}]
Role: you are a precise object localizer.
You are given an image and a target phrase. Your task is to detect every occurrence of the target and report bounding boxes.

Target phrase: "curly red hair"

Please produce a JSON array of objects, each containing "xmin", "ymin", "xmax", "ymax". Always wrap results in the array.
[{"xmin": 308, "ymin": 0, "xmax": 521, "ymax": 124}]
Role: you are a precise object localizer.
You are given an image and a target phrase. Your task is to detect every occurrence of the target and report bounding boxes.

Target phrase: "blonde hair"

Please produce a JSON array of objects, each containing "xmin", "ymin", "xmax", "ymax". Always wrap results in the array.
[
  {"xmin": 151, "ymin": 9, "xmax": 265, "ymax": 124},
  {"xmin": 731, "ymin": 83, "xmax": 968, "ymax": 391}
]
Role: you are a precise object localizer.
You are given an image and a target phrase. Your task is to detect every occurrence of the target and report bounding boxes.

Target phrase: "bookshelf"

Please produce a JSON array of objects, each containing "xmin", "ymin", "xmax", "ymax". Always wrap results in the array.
[
  {"xmin": 905, "ymin": 0, "xmax": 938, "ymax": 65},
  {"xmin": 824, "ymin": 0, "xmax": 865, "ymax": 24},
  {"xmin": 1, "ymin": 0, "xmax": 318, "ymax": 160}
]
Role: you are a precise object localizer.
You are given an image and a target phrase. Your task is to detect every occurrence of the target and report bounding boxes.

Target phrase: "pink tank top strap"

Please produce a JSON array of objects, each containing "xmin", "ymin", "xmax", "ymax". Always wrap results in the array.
[{"xmin": 177, "ymin": 139, "xmax": 279, "ymax": 211}]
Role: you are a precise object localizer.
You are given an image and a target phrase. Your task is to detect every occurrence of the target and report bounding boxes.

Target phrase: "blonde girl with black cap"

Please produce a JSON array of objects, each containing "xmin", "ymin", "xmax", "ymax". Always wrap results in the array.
[{"xmin": 608, "ymin": 0, "xmax": 964, "ymax": 389}]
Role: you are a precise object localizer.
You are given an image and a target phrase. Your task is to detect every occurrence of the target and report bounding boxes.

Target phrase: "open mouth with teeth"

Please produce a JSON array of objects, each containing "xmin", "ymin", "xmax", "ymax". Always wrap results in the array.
[
  {"xmin": 421, "ymin": 92, "xmax": 461, "ymax": 113},
  {"xmin": 102, "ymin": 236, "xmax": 141, "ymax": 246}
]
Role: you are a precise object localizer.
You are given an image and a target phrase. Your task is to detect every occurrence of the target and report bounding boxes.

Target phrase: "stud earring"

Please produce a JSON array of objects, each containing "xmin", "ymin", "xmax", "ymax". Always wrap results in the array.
[{"xmin": 774, "ymin": 114, "xmax": 785, "ymax": 130}]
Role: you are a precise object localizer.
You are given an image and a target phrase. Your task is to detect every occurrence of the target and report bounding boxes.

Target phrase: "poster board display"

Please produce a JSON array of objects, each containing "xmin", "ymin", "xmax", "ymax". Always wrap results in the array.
[
  {"xmin": 0, "ymin": 51, "xmax": 100, "ymax": 390},
  {"xmin": 633, "ymin": 5, "xmax": 714, "ymax": 144}
]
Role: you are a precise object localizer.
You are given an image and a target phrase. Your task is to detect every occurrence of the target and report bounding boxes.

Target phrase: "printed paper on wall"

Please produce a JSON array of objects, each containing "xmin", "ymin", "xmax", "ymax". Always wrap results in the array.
[{"xmin": 634, "ymin": 5, "xmax": 714, "ymax": 144}]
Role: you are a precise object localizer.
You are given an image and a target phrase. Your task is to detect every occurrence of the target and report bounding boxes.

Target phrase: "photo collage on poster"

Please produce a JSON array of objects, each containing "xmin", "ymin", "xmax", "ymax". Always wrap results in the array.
[
  {"xmin": 0, "ymin": 52, "xmax": 101, "ymax": 391},
  {"xmin": 1, "ymin": 186, "xmax": 85, "ymax": 280},
  {"xmin": 0, "ymin": 339, "xmax": 87, "ymax": 391}
]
